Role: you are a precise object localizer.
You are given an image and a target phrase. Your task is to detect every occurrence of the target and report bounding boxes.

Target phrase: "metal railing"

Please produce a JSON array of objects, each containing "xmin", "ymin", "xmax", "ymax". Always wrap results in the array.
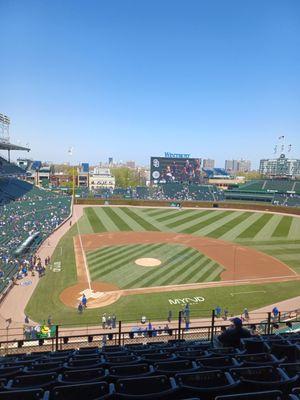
[{"xmin": 0, "ymin": 309, "xmax": 299, "ymax": 356}]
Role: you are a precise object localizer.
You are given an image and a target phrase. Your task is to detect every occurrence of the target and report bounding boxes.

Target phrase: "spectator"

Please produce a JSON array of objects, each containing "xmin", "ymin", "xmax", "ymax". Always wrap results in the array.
[
  {"xmin": 101, "ymin": 314, "xmax": 106, "ymax": 329},
  {"xmin": 82, "ymin": 294, "xmax": 87, "ymax": 308},
  {"xmin": 77, "ymin": 302, "xmax": 83, "ymax": 314},
  {"xmin": 215, "ymin": 305, "xmax": 222, "ymax": 318},
  {"xmin": 216, "ymin": 317, "xmax": 251, "ymax": 348}
]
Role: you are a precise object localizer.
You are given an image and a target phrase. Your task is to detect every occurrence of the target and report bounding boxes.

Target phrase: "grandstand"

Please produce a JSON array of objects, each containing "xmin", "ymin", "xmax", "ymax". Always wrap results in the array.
[
  {"xmin": 237, "ymin": 179, "xmax": 300, "ymax": 194},
  {"xmin": 0, "ymin": 325, "xmax": 299, "ymax": 399}
]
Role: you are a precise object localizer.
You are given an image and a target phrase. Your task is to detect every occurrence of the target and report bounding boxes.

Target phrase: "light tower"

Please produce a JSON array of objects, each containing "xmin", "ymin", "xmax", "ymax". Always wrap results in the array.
[{"xmin": 0, "ymin": 113, "xmax": 10, "ymax": 143}]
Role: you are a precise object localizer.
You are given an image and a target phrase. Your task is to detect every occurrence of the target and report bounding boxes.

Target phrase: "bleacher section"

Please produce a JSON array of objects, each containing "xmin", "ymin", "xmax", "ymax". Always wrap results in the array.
[
  {"xmin": 238, "ymin": 180, "xmax": 300, "ymax": 194},
  {"xmin": 273, "ymin": 194, "xmax": 300, "ymax": 207},
  {"xmin": 0, "ymin": 333, "xmax": 299, "ymax": 399},
  {"xmin": 80, "ymin": 185, "xmax": 224, "ymax": 202},
  {"xmin": 0, "ymin": 156, "xmax": 25, "ymax": 177},
  {"xmin": 0, "ymin": 179, "xmax": 71, "ymax": 294}
]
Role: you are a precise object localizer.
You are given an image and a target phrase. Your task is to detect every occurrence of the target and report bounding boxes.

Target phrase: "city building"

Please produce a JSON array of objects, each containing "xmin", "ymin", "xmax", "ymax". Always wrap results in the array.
[
  {"xmin": 202, "ymin": 159, "xmax": 215, "ymax": 169},
  {"xmin": 89, "ymin": 166, "xmax": 115, "ymax": 190},
  {"xmin": 225, "ymin": 159, "xmax": 251, "ymax": 173},
  {"xmin": 126, "ymin": 160, "xmax": 136, "ymax": 169},
  {"xmin": 259, "ymin": 153, "xmax": 300, "ymax": 177}
]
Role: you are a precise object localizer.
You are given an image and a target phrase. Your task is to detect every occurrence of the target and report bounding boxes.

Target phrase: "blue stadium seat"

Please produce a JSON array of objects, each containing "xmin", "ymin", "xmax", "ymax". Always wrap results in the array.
[
  {"xmin": 114, "ymin": 374, "xmax": 178, "ymax": 399},
  {"xmin": 196, "ymin": 356, "xmax": 241, "ymax": 370},
  {"xmin": 175, "ymin": 370, "xmax": 239, "ymax": 399},
  {"xmin": 0, "ymin": 388, "xmax": 44, "ymax": 399},
  {"xmin": 235, "ymin": 353, "xmax": 283, "ymax": 367},
  {"xmin": 215, "ymin": 390, "xmax": 284, "ymax": 399},
  {"xmin": 58, "ymin": 368, "xmax": 107, "ymax": 385},
  {"xmin": 153, "ymin": 360, "xmax": 200, "ymax": 377},
  {"xmin": 6, "ymin": 372, "xmax": 57, "ymax": 390},
  {"xmin": 230, "ymin": 366, "xmax": 298, "ymax": 394},
  {"xmin": 108, "ymin": 363, "xmax": 154, "ymax": 382},
  {"xmin": 45, "ymin": 381, "xmax": 112, "ymax": 400}
]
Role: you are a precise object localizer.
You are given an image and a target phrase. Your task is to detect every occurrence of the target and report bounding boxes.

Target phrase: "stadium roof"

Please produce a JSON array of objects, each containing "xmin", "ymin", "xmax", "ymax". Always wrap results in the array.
[{"xmin": 0, "ymin": 141, "xmax": 30, "ymax": 151}]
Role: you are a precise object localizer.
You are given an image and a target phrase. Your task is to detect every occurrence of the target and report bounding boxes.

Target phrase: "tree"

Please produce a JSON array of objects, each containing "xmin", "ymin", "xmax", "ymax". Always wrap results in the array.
[{"xmin": 111, "ymin": 167, "xmax": 141, "ymax": 188}]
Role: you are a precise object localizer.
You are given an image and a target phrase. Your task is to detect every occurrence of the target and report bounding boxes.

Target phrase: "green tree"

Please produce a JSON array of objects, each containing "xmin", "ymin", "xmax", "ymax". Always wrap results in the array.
[{"xmin": 111, "ymin": 167, "xmax": 141, "ymax": 188}]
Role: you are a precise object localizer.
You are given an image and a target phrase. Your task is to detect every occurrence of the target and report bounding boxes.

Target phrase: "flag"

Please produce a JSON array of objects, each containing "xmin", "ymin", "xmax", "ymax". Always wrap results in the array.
[{"xmin": 278, "ymin": 135, "xmax": 285, "ymax": 140}]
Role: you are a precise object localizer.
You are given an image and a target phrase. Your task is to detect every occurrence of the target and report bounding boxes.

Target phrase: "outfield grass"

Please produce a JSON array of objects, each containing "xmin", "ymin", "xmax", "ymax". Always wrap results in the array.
[{"xmin": 25, "ymin": 206, "xmax": 300, "ymax": 324}]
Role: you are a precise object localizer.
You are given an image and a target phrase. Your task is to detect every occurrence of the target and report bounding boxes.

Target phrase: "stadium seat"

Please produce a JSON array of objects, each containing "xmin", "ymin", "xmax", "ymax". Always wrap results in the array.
[
  {"xmin": 45, "ymin": 381, "xmax": 112, "ymax": 400},
  {"xmin": 271, "ymin": 343, "xmax": 299, "ymax": 362},
  {"xmin": 23, "ymin": 361, "xmax": 64, "ymax": 374},
  {"xmin": 108, "ymin": 363, "xmax": 154, "ymax": 382},
  {"xmin": 196, "ymin": 356, "xmax": 240, "ymax": 370},
  {"xmin": 103, "ymin": 354, "xmax": 141, "ymax": 366},
  {"xmin": 153, "ymin": 360, "xmax": 200, "ymax": 376},
  {"xmin": 141, "ymin": 352, "xmax": 176, "ymax": 363},
  {"xmin": 279, "ymin": 363, "xmax": 300, "ymax": 384},
  {"xmin": 230, "ymin": 366, "xmax": 298, "ymax": 393},
  {"xmin": 175, "ymin": 370, "xmax": 239, "ymax": 399},
  {"xmin": 6, "ymin": 372, "xmax": 58, "ymax": 390},
  {"xmin": 114, "ymin": 374, "xmax": 178, "ymax": 399},
  {"xmin": 215, "ymin": 390, "xmax": 284, "ymax": 399},
  {"xmin": 58, "ymin": 368, "xmax": 107, "ymax": 384},
  {"xmin": 235, "ymin": 353, "xmax": 283, "ymax": 367},
  {"xmin": 0, "ymin": 367, "xmax": 23, "ymax": 379},
  {"xmin": 64, "ymin": 358, "xmax": 103, "ymax": 370},
  {"xmin": 241, "ymin": 338, "xmax": 270, "ymax": 354},
  {"xmin": 0, "ymin": 388, "xmax": 44, "ymax": 399},
  {"xmin": 175, "ymin": 349, "xmax": 207, "ymax": 360}
]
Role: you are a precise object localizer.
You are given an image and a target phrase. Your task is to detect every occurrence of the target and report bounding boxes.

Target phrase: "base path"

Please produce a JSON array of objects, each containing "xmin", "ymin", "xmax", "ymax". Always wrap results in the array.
[{"xmin": 60, "ymin": 231, "xmax": 296, "ymax": 309}]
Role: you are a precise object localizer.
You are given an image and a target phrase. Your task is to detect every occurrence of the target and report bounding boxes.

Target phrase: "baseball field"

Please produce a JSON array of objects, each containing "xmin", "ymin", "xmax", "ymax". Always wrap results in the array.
[{"xmin": 25, "ymin": 206, "xmax": 300, "ymax": 324}]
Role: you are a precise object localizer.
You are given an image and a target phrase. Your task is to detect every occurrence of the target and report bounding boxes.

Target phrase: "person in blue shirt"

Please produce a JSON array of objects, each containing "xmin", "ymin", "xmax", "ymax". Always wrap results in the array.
[{"xmin": 82, "ymin": 294, "xmax": 87, "ymax": 308}]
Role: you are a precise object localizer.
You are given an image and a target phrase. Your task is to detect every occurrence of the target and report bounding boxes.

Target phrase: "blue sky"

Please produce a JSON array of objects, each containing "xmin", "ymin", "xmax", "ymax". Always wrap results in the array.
[{"xmin": 1, "ymin": 0, "xmax": 299, "ymax": 168}]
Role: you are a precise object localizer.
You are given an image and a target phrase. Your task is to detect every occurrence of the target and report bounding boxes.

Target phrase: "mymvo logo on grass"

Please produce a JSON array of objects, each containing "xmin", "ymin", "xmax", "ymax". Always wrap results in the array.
[{"xmin": 168, "ymin": 296, "xmax": 205, "ymax": 305}]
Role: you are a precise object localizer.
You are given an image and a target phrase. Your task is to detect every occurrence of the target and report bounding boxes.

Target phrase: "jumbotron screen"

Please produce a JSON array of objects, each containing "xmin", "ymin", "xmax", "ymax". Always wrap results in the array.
[{"xmin": 150, "ymin": 157, "xmax": 202, "ymax": 183}]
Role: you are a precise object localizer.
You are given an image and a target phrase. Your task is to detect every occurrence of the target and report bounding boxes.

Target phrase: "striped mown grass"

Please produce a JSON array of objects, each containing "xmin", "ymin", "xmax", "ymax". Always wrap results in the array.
[{"xmin": 87, "ymin": 243, "xmax": 224, "ymax": 288}]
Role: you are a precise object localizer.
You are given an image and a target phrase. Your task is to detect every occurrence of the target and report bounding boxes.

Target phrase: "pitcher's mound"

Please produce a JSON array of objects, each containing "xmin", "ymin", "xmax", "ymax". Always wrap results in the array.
[{"xmin": 135, "ymin": 258, "xmax": 162, "ymax": 267}]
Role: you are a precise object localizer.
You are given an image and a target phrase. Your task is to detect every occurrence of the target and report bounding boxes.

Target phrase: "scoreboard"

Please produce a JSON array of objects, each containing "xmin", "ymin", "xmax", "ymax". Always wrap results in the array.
[{"xmin": 150, "ymin": 156, "xmax": 202, "ymax": 184}]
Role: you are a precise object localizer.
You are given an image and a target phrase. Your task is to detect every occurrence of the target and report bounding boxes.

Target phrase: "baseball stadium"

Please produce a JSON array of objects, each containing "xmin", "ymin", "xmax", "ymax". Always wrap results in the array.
[{"xmin": 1, "ymin": 145, "xmax": 300, "ymax": 398}]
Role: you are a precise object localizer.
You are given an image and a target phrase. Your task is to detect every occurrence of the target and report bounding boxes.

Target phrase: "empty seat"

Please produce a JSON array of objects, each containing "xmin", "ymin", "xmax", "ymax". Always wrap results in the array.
[
  {"xmin": 23, "ymin": 361, "xmax": 64, "ymax": 374},
  {"xmin": 108, "ymin": 363, "xmax": 154, "ymax": 382},
  {"xmin": 0, "ymin": 367, "xmax": 23, "ymax": 379},
  {"xmin": 114, "ymin": 374, "xmax": 178, "ymax": 399},
  {"xmin": 0, "ymin": 388, "xmax": 44, "ymax": 399},
  {"xmin": 141, "ymin": 352, "xmax": 176, "ymax": 363},
  {"xmin": 154, "ymin": 360, "xmax": 200, "ymax": 376},
  {"xmin": 280, "ymin": 363, "xmax": 300, "ymax": 384},
  {"xmin": 175, "ymin": 370, "xmax": 239, "ymax": 399},
  {"xmin": 48, "ymin": 381, "xmax": 111, "ymax": 400},
  {"xmin": 64, "ymin": 358, "xmax": 103, "ymax": 370},
  {"xmin": 271, "ymin": 343, "xmax": 299, "ymax": 362},
  {"xmin": 230, "ymin": 366, "xmax": 297, "ymax": 393},
  {"xmin": 176, "ymin": 350, "xmax": 207, "ymax": 360},
  {"xmin": 103, "ymin": 354, "xmax": 141, "ymax": 366},
  {"xmin": 196, "ymin": 356, "xmax": 240, "ymax": 370},
  {"xmin": 58, "ymin": 368, "xmax": 107, "ymax": 384},
  {"xmin": 241, "ymin": 338, "xmax": 270, "ymax": 354},
  {"xmin": 215, "ymin": 390, "xmax": 284, "ymax": 399},
  {"xmin": 235, "ymin": 353, "xmax": 282, "ymax": 367},
  {"xmin": 6, "ymin": 372, "xmax": 58, "ymax": 390}
]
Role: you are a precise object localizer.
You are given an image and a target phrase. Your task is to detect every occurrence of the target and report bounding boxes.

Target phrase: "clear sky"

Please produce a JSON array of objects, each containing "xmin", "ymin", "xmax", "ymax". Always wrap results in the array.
[{"xmin": 1, "ymin": 0, "xmax": 299, "ymax": 168}]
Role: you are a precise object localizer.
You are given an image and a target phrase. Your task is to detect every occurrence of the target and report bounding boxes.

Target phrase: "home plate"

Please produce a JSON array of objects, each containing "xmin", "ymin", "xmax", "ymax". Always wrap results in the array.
[{"xmin": 78, "ymin": 288, "xmax": 104, "ymax": 301}]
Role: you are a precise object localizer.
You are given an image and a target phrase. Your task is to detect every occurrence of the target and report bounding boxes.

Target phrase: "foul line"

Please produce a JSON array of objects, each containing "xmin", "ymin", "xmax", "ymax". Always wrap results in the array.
[{"xmin": 73, "ymin": 205, "xmax": 91, "ymax": 290}]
